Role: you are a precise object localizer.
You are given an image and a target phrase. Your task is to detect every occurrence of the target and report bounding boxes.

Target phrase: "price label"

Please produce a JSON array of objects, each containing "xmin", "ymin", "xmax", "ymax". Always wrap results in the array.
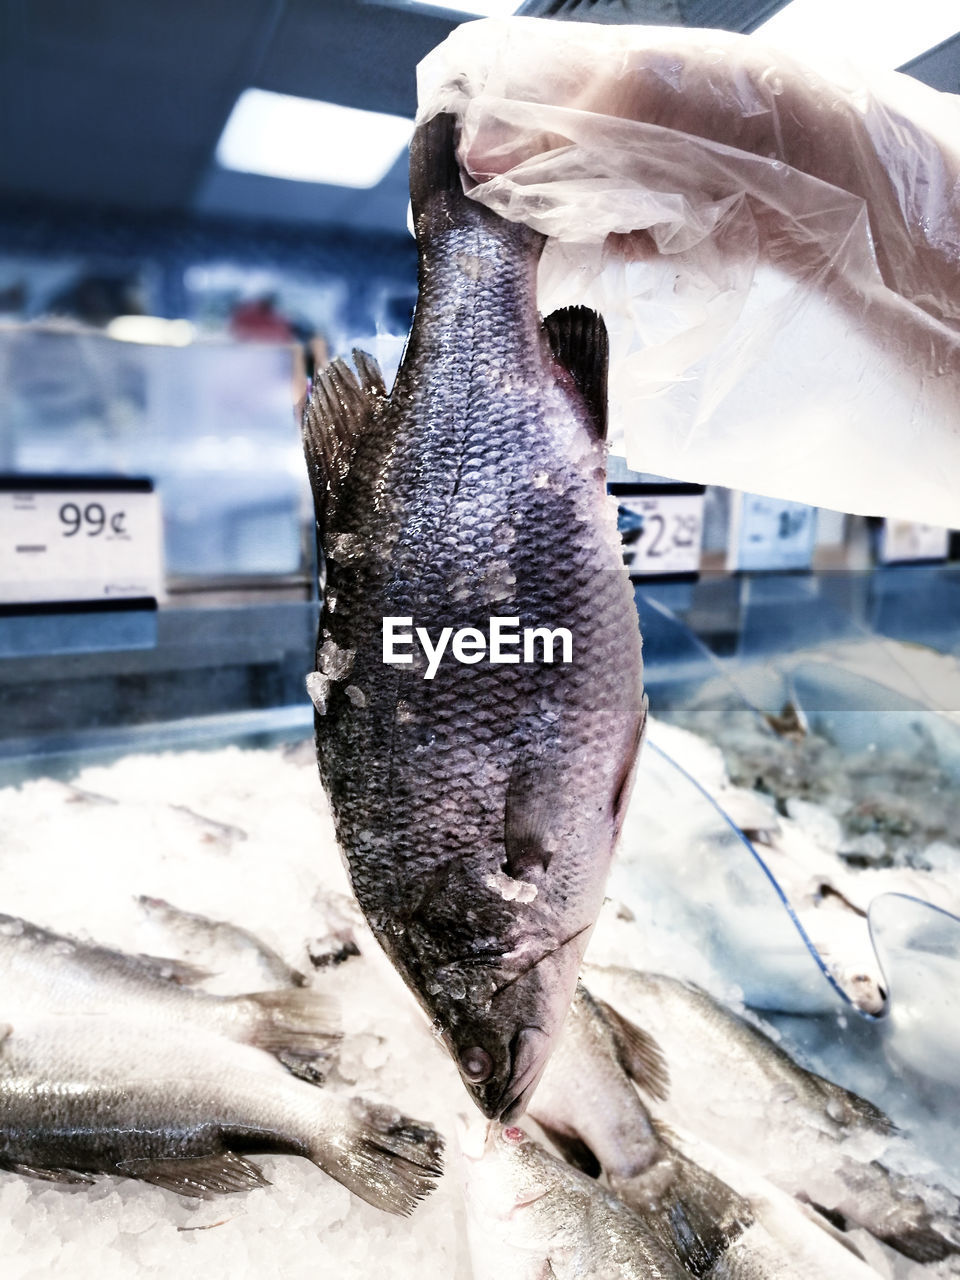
[
  {"xmin": 879, "ymin": 519, "xmax": 949, "ymax": 565},
  {"xmin": 0, "ymin": 477, "xmax": 164, "ymax": 605},
  {"xmin": 727, "ymin": 493, "xmax": 818, "ymax": 572},
  {"xmin": 610, "ymin": 483, "xmax": 705, "ymax": 578}
]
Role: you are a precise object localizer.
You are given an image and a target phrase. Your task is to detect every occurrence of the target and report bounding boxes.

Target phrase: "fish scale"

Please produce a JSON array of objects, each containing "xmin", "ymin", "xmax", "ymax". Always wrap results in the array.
[{"xmin": 303, "ymin": 112, "xmax": 646, "ymax": 1122}]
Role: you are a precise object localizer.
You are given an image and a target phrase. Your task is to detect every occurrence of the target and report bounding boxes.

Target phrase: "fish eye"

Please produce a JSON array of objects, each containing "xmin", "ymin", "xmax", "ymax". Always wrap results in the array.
[{"xmin": 461, "ymin": 1046, "xmax": 494, "ymax": 1082}]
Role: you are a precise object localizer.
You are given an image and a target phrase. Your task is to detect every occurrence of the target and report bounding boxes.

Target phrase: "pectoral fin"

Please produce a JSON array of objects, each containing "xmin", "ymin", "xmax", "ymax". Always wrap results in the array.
[
  {"xmin": 534, "ymin": 1121, "xmax": 602, "ymax": 1178},
  {"xmin": 301, "ymin": 352, "xmax": 386, "ymax": 538},
  {"xmin": 543, "ymin": 306, "xmax": 609, "ymax": 442},
  {"xmin": 503, "ymin": 762, "xmax": 557, "ymax": 880},
  {"xmin": 594, "ymin": 997, "xmax": 669, "ymax": 1102}
]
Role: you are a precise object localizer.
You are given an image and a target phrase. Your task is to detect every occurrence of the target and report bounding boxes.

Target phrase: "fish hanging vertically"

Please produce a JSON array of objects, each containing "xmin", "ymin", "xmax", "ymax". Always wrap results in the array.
[{"xmin": 302, "ymin": 112, "xmax": 646, "ymax": 1121}]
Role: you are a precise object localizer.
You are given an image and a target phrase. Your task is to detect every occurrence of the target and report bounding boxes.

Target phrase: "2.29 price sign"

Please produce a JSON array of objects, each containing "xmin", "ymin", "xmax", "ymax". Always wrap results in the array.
[
  {"xmin": 0, "ymin": 478, "xmax": 164, "ymax": 605},
  {"xmin": 610, "ymin": 483, "xmax": 705, "ymax": 579}
]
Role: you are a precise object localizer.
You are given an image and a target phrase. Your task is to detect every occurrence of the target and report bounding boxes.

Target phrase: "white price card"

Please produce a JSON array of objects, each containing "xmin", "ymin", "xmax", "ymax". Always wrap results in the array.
[
  {"xmin": 610, "ymin": 483, "xmax": 705, "ymax": 578},
  {"xmin": 727, "ymin": 492, "xmax": 818, "ymax": 572},
  {"xmin": 879, "ymin": 519, "xmax": 950, "ymax": 565},
  {"xmin": 0, "ymin": 478, "xmax": 164, "ymax": 605}
]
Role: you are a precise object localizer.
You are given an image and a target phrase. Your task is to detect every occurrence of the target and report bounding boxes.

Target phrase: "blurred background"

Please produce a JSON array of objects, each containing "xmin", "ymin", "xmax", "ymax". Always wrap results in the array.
[{"xmin": 1, "ymin": 0, "xmax": 958, "ymax": 767}]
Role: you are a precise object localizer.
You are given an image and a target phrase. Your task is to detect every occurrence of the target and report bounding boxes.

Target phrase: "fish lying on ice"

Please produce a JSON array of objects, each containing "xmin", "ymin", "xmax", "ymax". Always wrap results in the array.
[
  {"xmin": 0, "ymin": 1014, "xmax": 443, "ymax": 1214},
  {"xmin": 460, "ymin": 1119, "xmax": 688, "ymax": 1280},
  {"xmin": 0, "ymin": 912, "xmax": 338, "ymax": 1069},
  {"xmin": 531, "ymin": 983, "xmax": 753, "ymax": 1276},
  {"xmin": 137, "ymin": 894, "xmax": 308, "ymax": 988},
  {"xmin": 585, "ymin": 965, "xmax": 960, "ymax": 1263},
  {"xmin": 301, "ymin": 112, "xmax": 646, "ymax": 1120}
]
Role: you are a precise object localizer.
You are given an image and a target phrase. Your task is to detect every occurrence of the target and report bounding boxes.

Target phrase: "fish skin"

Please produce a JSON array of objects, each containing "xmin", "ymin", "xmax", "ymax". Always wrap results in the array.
[
  {"xmin": 461, "ymin": 1120, "xmax": 688, "ymax": 1280},
  {"xmin": 0, "ymin": 1013, "xmax": 443, "ymax": 1215},
  {"xmin": 137, "ymin": 895, "xmax": 308, "ymax": 988},
  {"xmin": 0, "ymin": 912, "xmax": 338, "ymax": 1065},
  {"xmin": 584, "ymin": 965, "xmax": 960, "ymax": 1264},
  {"xmin": 531, "ymin": 984, "xmax": 753, "ymax": 1277},
  {"xmin": 301, "ymin": 112, "xmax": 645, "ymax": 1122}
]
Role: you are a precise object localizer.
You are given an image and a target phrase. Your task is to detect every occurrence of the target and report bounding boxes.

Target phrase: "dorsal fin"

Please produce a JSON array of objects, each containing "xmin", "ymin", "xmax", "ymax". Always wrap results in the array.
[
  {"xmin": 301, "ymin": 350, "xmax": 385, "ymax": 536},
  {"xmin": 543, "ymin": 306, "xmax": 609, "ymax": 441}
]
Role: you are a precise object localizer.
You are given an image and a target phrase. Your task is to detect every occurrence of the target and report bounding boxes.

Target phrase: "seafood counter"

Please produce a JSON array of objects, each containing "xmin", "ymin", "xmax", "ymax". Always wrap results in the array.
[
  {"xmin": 4, "ymin": 25, "xmax": 960, "ymax": 1279},
  {"xmin": 1, "ymin": 725, "xmax": 959, "ymax": 1278}
]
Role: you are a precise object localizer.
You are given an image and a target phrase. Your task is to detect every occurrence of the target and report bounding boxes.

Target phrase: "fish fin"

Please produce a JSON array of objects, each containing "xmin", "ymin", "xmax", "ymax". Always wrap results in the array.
[
  {"xmin": 612, "ymin": 694, "xmax": 648, "ymax": 829},
  {"xmin": 241, "ymin": 988, "xmax": 341, "ymax": 1059},
  {"xmin": 301, "ymin": 355, "xmax": 384, "ymax": 537},
  {"xmin": 814, "ymin": 1075, "xmax": 895, "ymax": 1134},
  {"xmin": 353, "ymin": 347, "xmax": 387, "ymax": 399},
  {"xmin": 503, "ymin": 761, "xmax": 556, "ymax": 879},
  {"xmin": 307, "ymin": 931, "xmax": 362, "ymax": 969},
  {"xmin": 0, "ymin": 1024, "xmax": 11, "ymax": 1048},
  {"xmin": 0, "ymin": 1162, "xmax": 97, "ymax": 1185},
  {"xmin": 311, "ymin": 1098, "xmax": 443, "ymax": 1217},
  {"xmin": 793, "ymin": 1199, "xmax": 869, "ymax": 1260},
  {"xmin": 409, "ymin": 112, "xmax": 466, "ymax": 225},
  {"xmin": 874, "ymin": 1223, "xmax": 960, "ymax": 1264},
  {"xmin": 274, "ymin": 1050, "xmax": 331, "ymax": 1085},
  {"xmin": 116, "ymin": 1152, "xmax": 270, "ymax": 1199},
  {"xmin": 534, "ymin": 1121, "xmax": 601, "ymax": 1178},
  {"xmin": 650, "ymin": 1117, "xmax": 679, "ymax": 1146},
  {"xmin": 612, "ymin": 1149, "xmax": 752, "ymax": 1278},
  {"xmin": 594, "ymin": 998, "xmax": 670, "ymax": 1102},
  {"xmin": 543, "ymin": 306, "xmax": 609, "ymax": 442}
]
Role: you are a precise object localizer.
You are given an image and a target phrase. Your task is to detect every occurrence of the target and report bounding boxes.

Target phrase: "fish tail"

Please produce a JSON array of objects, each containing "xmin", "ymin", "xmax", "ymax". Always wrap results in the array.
[
  {"xmin": 409, "ymin": 111, "xmax": 467, "ymax": 228},
  {"xmin": 612, "ymin": 1149, "xmax": 753, "ymax": 1278},
  {"xmin": 311, "ymin": 1097, "xmax": 444, "ymax": 1216},
  {"xmin": 237, "ymin": 988, "xmax": 341, "ymax": 1059},
  {"xmin": 409, "ymin": 110, "xmax": 543, "ymax": 249},
  {"xmin": 832, "ymin": 1159, "xmax": 960, "ymax": 1264}
]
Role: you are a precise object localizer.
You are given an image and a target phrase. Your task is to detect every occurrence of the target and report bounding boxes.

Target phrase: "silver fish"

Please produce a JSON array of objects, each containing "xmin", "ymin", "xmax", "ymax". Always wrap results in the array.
[
  {"xmin": 531, "ymin": 984, "xmax": 753, "ymax": 1275},
  {"xmin": 585, "ymin": 965, "xmax": 960, "ymax": 1264},
  {"xmin": 0, "ymin": 912, "xmax": 337, "ymax": 1067},
  {"xmin": 301, "ymin": 112, "xmax": 646, "ymax": 1121},
  {"xmin": 0, "ymin": 1014, "xmax": 442, "ymax": 1214},
  {"xmin": 461, "ymin": 1120, "xmax": 687, "ymax": 1280},
  {"xmin": 137, "ymin": 895, "xmax": 308, "ymax": 988}
]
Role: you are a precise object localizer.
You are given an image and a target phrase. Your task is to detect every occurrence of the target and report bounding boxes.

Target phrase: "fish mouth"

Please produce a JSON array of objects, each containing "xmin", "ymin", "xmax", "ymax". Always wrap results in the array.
[{"xmin": 487, "ymin": 1025, "xmax": 551, "ymax": 1123}]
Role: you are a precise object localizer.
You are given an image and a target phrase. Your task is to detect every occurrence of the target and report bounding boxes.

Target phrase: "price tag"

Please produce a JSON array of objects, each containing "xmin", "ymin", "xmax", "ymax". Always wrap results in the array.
[
  {"xmin": 879, "ymin": 519, "xmax": 950, "ymax": 565},
  {"xmin": 0, "ymin": 477, "xmax": 164, "ymax": 605},
  {"xmin": 727, "ymin": 493, "xmax": 818, "ymax": 572},
  {"xmin": 610, "ymin": 483, "xmax": 705, "ymax": 578}
]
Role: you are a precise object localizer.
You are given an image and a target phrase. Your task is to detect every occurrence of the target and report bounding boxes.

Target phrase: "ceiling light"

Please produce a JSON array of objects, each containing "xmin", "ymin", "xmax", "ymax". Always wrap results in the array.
[
  {"xmin": 216, "ymin": 90, "xmax": 414, "ymax": 188},
  {"xmin": 106, "ymin": 316, "xmax": 195, "ymax": 346},
  {"xmin": 755, "ymin": 0, "xmax": 958, "ymax": 70}
]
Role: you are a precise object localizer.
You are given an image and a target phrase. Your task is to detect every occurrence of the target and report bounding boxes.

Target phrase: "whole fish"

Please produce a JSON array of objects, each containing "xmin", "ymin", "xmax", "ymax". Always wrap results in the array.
[
  {"xmin": 137, "ymin": 895, "xmax": 308, "ymax": 988},
  {"xmin": 531, "ymin": 984, "xmax": 753, "ymax": 1276},
  {"xmin": 585, "ymin": 965, "xmax": 960, "ymax": 1263},
  {"xmin": 0, "ymin": 912, "xmax": 338, "ymax": 1067},
  {"xmin": 460, "ymin": 1120, "xmax": 688, "ymax": 1280},
  {"xmin": 0, "ymin": 1014, "xmax": 442, "ymax": 1214},
  {"xmin": 301, "ymin": 111, "xmax": 646, "ymax": 1121}
]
